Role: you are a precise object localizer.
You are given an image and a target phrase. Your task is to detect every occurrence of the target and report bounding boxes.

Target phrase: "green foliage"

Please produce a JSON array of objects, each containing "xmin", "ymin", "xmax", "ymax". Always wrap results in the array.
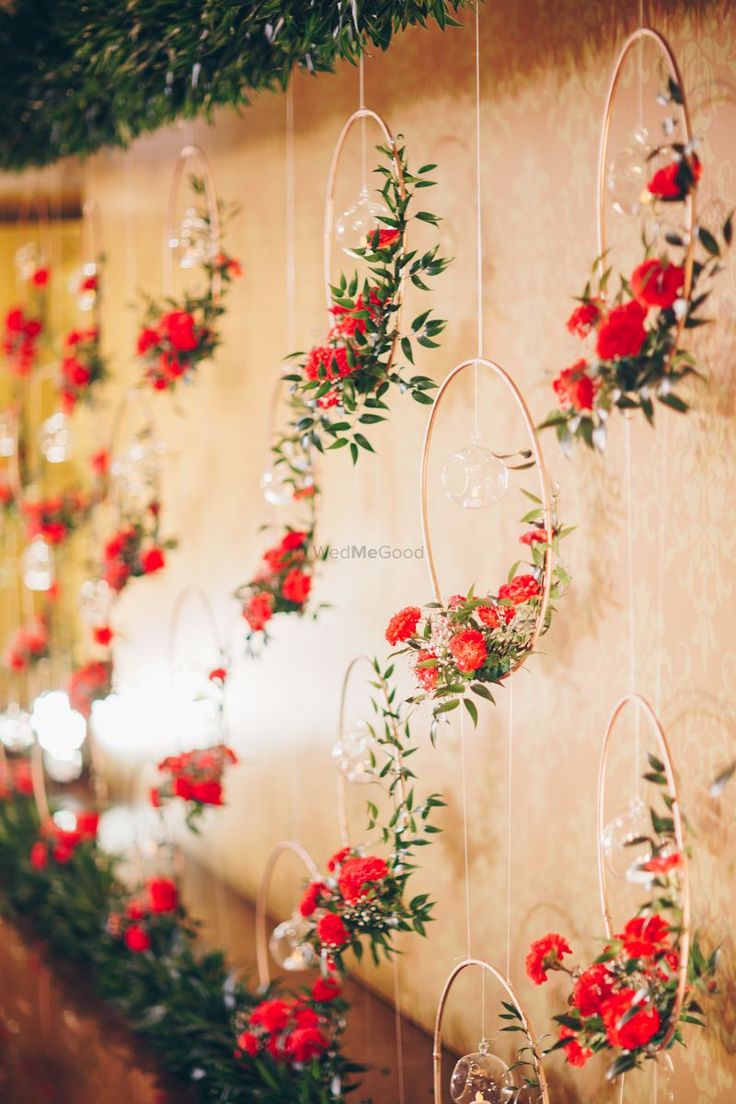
[{"xmin": 0, "ymin": 0, "xmax": 470, "ymax": 170}]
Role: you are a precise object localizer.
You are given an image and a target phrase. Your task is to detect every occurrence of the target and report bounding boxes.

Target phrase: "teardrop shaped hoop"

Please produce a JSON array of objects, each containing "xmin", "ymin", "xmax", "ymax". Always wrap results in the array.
[
  {"xmin": 163, "ymin": 143, "xmax": 221, "ymax": 300},
  {"xmin": 432, "ymin": 958, "xmax": 550, "ymax": 1103},
  {"xmin": 420, "ymin": 358, "xmax": 554, "ymax": 676},
  {"xmin": 166, "ymin": 585, "xmax": 225, "ymax": 675},
  {"xmin": 596, "ymin": 693, "xmax": 690, "ymax": 1049},
  {"xmin": 323, "ymin": 108, "xmax": 406, "ymax": 366},
  {"xmin": 255, "ymin": 839, "xmax": 320, "ymax": 988},
  {"xmin": 597, "ymin": 28, "xmax": 696, "ymax": 369}
]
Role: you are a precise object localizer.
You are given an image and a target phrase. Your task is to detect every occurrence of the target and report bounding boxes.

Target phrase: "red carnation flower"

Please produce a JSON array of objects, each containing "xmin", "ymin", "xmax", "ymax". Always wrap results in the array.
[
  {"xmin": 250, "ymin": 998, "xmax": 292, "ymax": 1034},
  {"xmin": 519, "ymin": 529, "xmax": 549, "ymax": 546},
  {"xmin": 559, "ymin": 1026, "xmax": 592, "ymax": 1068},
  {"xmin": 317, "ymin": 912, "xmax": 349, "ymax": 948},
  {"xmin": 641, "ymin": 851, "xmax": 682, "ymax": 875},
  {"xmin": 208, "ymin": 667, "xmax": 227, "ymax": 684},
  {"xmin": 280, "ymin": 530, "xmax": 308, "ymax": 553},
  {"xmin": 244, "ymin": 591, "xmax": 274, "ymax": 632},
  {"xmin": 124, "ymin": 924, "xmax": 152, "ymax": 953},
  {"xmin": 553, "ymin": 358, "xmax": 597, "ymax": 412},
  {"xmin": 601, "ymin": 989, "xmax": 661, "ymax": 1049},
  {"xmin": 647, "ymin": 154, "xmax": 701, "ymax": 201},
  {"xmin": 448, "ymin": 628, "xmax": 487, "ymax": 673},
  {"xmin": 31, "ymin": 266, "xmax": 50, "ymax": 287},
  {"xmin": 571, "ymin": 963, "xmax": 616, "ymax": 1017},
  {"xmin": 237, "ymin": 1030, "xmax": 259, "ymax": 1057},
  {"xmin": 93, "ymin": 625, "xmax": 113, "ymax": 647},
  {"xmin": 476, "ymin": 603, "xmax": 515, "ymax": 628},
  {"xmin": 327, "ymin": 847, "xmax": 352, "ymax": 872},
  {"xmin": 141, "ymin": 547, "xmax": 165, "ymax": 575},
  {"xmin": 497, "ymin": 574, "xmax": 540, "ymax": 606},
  {"xmin": 385, "ymin": 606, "xmax": 421, "ymax": 646},
  {"xmin": 30, "ymin": 841, "xmax": 48, "ymax": 869},
  {"xmin": 566, "ymin": 301, "xmax": 600, "ymax": 339},
  {"xmin": 525, "ymin": 932, "xmax": 572, "ymax": 985},
  {"xmin": 595, "ymin": 300, "xmax": 647, "ymax": 360},
  {"xmin": 137, "ymin": 327, "xmax": 159, "ymax": 355},
  {"xmin": 631, "ymin": 258, "xmax": 684, "ymax": 309},
  {"xmin": 312, "ymin": 977, "xmax": 341, "ymax": 1002},
  {"xmin": 282, "ymin": 568, "xmax": 311, "ymax": 605},
  {"xmin": 189, "ymin": 780, "xmax": 223, "ymax": 806},
  {"xmin": 618, "ymin": 914, "xmax": 670, "ymax": 959},
  {"xmin": 284, "ymin": 1026, "xmax": 329, "ymax": 1064},
  {"xmin": 148, "ymin": 877, "xmax": 179, "ymax": 914},
  {"xmin": 338, "ymin": 855, "xmax": 389, "ymax": 903},
  {"xmin": 162, "ymin": 310, "xmax": 198, "ymax": 352}
]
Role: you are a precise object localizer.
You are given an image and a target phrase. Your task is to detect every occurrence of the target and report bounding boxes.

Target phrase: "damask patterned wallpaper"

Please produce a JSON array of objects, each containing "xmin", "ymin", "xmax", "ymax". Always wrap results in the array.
[{"xmin": 80, "ymin": 1, "xmax": 736, "ymax": 1099}]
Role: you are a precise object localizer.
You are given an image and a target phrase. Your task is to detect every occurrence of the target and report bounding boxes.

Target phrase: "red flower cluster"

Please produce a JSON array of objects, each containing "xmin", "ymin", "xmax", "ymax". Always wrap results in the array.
[
  {"xmin": 30, "ymin": 812, "xmax": 99, "ymax": 869},
  {"xmin": 385, "ymin": 605, "xmax": 421, "ymax": 646},
  {"xmin": 531, "ymin": 914, "xmax": 677, "ymax": 1068},
  {"xmin": 302, "ymin": 286, "xmax": 384, "ymax": 408},
  {"xmin": 150, "ymin": 744, "xmax": 238, "ymax": 813},
  {"xmin": 4, "ymin": 615, "xmax": 49, "ymax": 671},
  {"xmin": 59, "ymin": 328, "xmax": 106, "ymax": 413},
  {"xmin": 553, "ymin": 358, "xmax": 597, "ymax": 412},
  {"xmin": 236, "ymin": 990, "xmax": 332, "ymax": 1067},
  {"xmin": 3, "ymin": 306, "xmax": 43, "ymax": 376},
  {"xmin": 22, "ymin": 491, "xmax": 89, "ymax": 545},
  {"xmin": 647, "ymin": 153, "xmax": 701, "ymax": 201},
  {"xmin": 106, "ymin": 877, "xmax": 180, "ymax": 954},
  {"xmin": 566, "ymin": 300, "xmax": 600, "ymax": 338},
  {"xmin": 239, "ymin": 529, "xmax": 312, "ymax": 635},
  {"xmin": 102, "ymin": 515, "xmax": 168, "ymax": 593},
  {"xmin": 137, "ymin": 309, "xmax": 211, "ymax": 391},
  {"xmin": 67, "ymin": 660, "xmax": 112, "ymax": 718},
  {"xmin": 497, "ymin": 574, "xmax": 540, "ymax": 606}
]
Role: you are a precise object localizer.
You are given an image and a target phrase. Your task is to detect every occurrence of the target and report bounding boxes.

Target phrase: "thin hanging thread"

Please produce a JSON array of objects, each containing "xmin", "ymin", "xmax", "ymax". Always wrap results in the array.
[
  {"xmin": 459, "ymin": 709, "xmax": 473, "ymax": 960},
  {"xmin": 392, "ymin": 959, "xmax": 406, "ymax": 1104},
  {"xmin": 624, "ymin": 417, "xmax": 641, "ymax": 798},
  {"xmin": 506, "ymin": 681, "xmax": 513, "ymax": 981},
  {"xmin": 472, "ymin": 0, "xmax": 483, "ymax": 441},
  {"xmin": 359, "ymin": 55, "xmax": 367, "ymax": 193},
  {"xmin": 654, "ymin": 415, "xmax": 669, "ymax": 716}
]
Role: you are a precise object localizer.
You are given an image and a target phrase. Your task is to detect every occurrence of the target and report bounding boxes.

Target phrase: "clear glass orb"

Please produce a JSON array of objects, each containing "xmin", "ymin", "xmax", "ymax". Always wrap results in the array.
[
  {"xmin": 601, "ymin": 796, "xmax": 652, "ymax": 882},
  {"xmin": 79, "ymin": 578, "xmax": 112, "ymax": 625},
  {"xmin": 112, "ymin": 433, "xmax": 164, "ymax": 510},
  {"xmin": 450, "ymin": 1048, "xmax": 510, "ymax": 1104},
  {"xmin": 331, "ymin": 720, "xmax": 374, "ymax": 784},
  {"xmin": 169, "ymin": 205, "xmax": 212, "ymax": 270},
  {"xmin": 23, "ymin": 537, "xmax": 54, "ymax": 592},
  {"xmin": 607, "ymin": 129, "xmax": 651, "ymax": 217},
  {"xmin": 260, "ymin": 462, "xmax": 293, "ymax": 507},
  {"xmin": 500, "ymin": 1070, "xmax": 542, "ymax": 1104},
  {"xmin": 335, "ymin": 187, "xmax": 391, "ymax": 258},
  {"xmin": 40, "ymin": 411, "xmax": 72, "ymax": 464},
  {"xmin": 442, "ymin": 438, "xmax": 509, "ymax": 509},
  {"xmin": 0, "ymin": 703, "xmax": 34, "ymax": 751},
  {"xmin": 269, "ymin": 913, "xmax": 316, "ymax": 971},
  {"xmin": 0, "ymin": 411, "xmax": 16, "ymax": 457}
]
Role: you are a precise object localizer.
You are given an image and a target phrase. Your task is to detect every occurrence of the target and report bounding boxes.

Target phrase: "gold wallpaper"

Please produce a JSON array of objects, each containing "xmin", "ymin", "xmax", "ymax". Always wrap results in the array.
[{"xmin": 12, "ymin": 1, "xmax": 731, "ymax": 1100}]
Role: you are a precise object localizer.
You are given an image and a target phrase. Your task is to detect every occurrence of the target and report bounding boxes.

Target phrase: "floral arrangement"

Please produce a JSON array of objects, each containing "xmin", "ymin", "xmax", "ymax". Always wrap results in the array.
[
  {"xmin": 58, "ymin": 326, "xmax": 108, "ymax": 413},
  {"xmin": 67, "ymin": 659, "xmax": 113, "ymax": 718},
  {"xmin": 0, "ymin": 474, "xmax": 16, "ymax": 516},
  {"xmin": 135, "ymin": 184, "xmax": 242, "ymax": 393},
  {"xmin": 235, "ymin": 525, "xmax": 320, "ymax": 645},
  {"xmin": 21, "ymin": 491, "xmax": 91, "ymax": 545},
  {"xmin": 3, "ymin": 305, "xmax": 43, "ymax": 376},
  {"xmin": 297, "ymin": 844, "xmax": 433, "ymax": 973},
  {"xmin": 150, "ymin": 744, "xmax": 238, "ymax": 829},
  {"xmin": 528, "ymin": 757, "xmax": 717, "ymax": 1081},
  {"xmin": 386, "ymin": 493, "xmax": 570, "ymax": 726},
  {"xmin": 3, "ymin": 614, "xmax": 49, "ymax": 671},
  {"xmin": 541, "ymin": 79, "xmax": 731, "ymax": 451},
  {"xmin": 106, "ymin": 876, "xmax": 182, "ymax": 954},
  {"xmin": 29, "ymin": 811, "xmax": 99, "ymax": 869},
  {"xmin": 100, "ymin": 504, "xmax": 174, "ymax": 593},
  {"xmin": 235, "ymin": 983, "xmax": 345, "ymax": 1072}
]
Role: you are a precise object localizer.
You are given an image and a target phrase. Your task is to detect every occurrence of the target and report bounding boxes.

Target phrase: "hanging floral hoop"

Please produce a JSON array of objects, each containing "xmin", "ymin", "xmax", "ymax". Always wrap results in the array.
[
  {"xmin": 597, "ymin": 27, "xmax": 695, "ymax": 370},
  {"xmin": 432, "ymin": 958, "xmax": 550, "ymax": 1103},
  {"xmin": 255, "ymin": 840, "xmax": 321, "ymax": 988},
  {"xmin": 420, "ymin": 358, "xmax": 555, "ymax": 671},
  {"xmin": 323, "ymin": 108, "xmax": 406, "ymax": 365},
  {"xmin": 597, "ymin": 693, "xmax": 690, "ymax": 1049},
  {"xmin": 163, "ymin": 143, "xmax": 222, "ymax": 300},
  {"xmin": 30, "ymin": 737, "xmax": 50, "ymax": 823},
  {"xmin": 166, "ymin": 584, "xmax": 226, "ymax": 675}
]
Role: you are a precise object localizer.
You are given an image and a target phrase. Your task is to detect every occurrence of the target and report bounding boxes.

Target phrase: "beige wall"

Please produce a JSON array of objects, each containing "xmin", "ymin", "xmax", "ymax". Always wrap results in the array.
[{"xmin": 16, "ymin": 2, "xmax": 734, "ymax": 1100}]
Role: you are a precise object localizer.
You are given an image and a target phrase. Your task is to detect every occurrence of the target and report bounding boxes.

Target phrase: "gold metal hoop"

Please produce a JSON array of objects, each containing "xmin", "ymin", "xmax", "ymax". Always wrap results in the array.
[
  {"xmin": 30, "ymin": 737, "xmax": 50, "ymax": 824},
  {"xmin": 596, "ymin": 693, "xmax": 690, "ymax": 1049},
  {"xmin": 597, "ymin": 28, "xmax": 696, "ymax": 371},
  {"xmin": 163, "ymin": 144, "xmax": 221, "ymax": 300},
  {"xmin": 255, "ymin": 839, "xmax": 320, "ymax": 989},
  {"xmin": 419, "ymin": 359, "xmax": 554, "ymax": 674},
  {"xmin": 432, "ymin": 958, "xmax": 550, "ymax": 1103},
  {"xmin": 323, "ymin": 108, "xmax": 406, "ymax": 365}
]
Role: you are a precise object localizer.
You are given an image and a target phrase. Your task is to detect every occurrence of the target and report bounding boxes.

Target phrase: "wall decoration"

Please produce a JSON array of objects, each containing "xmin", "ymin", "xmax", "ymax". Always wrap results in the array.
[{"xmin": 540, "ymin": 27, "xmax": 732, "ymax": 452}]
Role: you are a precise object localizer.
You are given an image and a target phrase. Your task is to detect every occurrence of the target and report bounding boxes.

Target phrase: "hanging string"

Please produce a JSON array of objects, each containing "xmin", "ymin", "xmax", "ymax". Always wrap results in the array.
[
  {"xmin": 653, "ymin": 415, "xmax": 669, "ymax": 716},
  {"xmin": 472, "ymin": 0, "xmax": 483, "ymax": 442},
  {"xmin": 506, "ymin": 682, "xmax": 513, "ymax": 980},
  {"xmin": 359, "ymin": 55, "xmax": 367, "ymax": 193},
  {"xmin": 392, "ymin": 959, "xmax": 406, "ymax": 1104},
  {"xmin": 459, "ymin": 709, "xmax": 473, "ymax": 960},
  {"xmin": 623, "ymin": 417, "xmax": 640, "ymax": 798}
]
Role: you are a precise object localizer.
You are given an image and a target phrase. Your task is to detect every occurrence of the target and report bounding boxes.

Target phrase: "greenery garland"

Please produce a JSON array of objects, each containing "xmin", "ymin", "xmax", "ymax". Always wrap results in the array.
[{"xmin": 0, "ymin": 1, "xmax": 470, "ymax": 171}]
